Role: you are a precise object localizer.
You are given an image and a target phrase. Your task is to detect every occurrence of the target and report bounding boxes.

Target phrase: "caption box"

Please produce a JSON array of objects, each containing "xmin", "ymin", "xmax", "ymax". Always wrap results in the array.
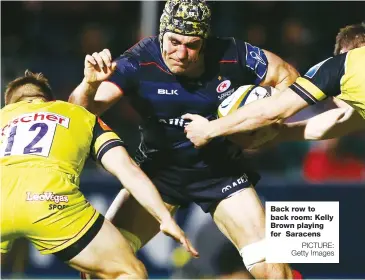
[{"xmin": 266, "ymin": 201, "xmax": 339, "ymax": 263}]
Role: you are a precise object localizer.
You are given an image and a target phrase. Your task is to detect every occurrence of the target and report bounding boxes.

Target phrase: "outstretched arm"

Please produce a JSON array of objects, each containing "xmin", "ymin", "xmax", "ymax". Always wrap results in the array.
[
  {"xmin": 209, "ymin": 87, "xmax": 308, "ymax": 137},
  {"xmin": 101, "ymin": 146, "xmax": 171, "ymax": 224},
  {"xmin": 183, "ymin": 87, "xmax": 308, "ymax": 148},
  {"xmin": 100, "ymin": 145, "xmax": 199, "ymax": 257}
]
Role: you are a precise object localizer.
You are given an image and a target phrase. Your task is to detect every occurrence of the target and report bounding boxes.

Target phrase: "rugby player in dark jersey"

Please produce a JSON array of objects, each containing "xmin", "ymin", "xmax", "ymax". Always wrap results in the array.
[{"xmin": 69, "ymin": 0, "xmax": 301, "ymax": 278}]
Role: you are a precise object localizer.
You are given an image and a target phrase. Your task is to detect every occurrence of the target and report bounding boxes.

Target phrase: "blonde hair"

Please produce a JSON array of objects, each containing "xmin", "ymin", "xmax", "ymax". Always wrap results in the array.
[
  {"xmin": 5, "ymin": 70, "xmax": 54, "ymax": 105},
  {"xmin": 334, "ymin": 22, "xmax": 365, "ymax": 55}
]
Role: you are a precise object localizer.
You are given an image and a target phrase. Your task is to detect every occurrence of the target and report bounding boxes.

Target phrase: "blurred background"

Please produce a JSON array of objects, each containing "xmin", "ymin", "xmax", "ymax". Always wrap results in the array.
[{"xmin": 1, "ymin": 1, "xmax": 365, "ymax": 279}]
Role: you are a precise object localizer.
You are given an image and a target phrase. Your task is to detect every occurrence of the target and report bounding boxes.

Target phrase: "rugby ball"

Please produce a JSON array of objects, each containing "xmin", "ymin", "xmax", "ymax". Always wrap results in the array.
[
  {"xmin": 218, "ymin": 85, "xmax": 275, "ymax": 117},
  {"xmin": 217, "ymin": 85, "xmax": 279, "ymax": 149}
]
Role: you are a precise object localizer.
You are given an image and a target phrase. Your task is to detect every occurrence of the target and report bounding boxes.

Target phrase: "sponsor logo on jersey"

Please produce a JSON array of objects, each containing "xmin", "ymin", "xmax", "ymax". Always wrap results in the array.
[
  {"xmin": 221, "ymin": 174, "xmax": 249, "ymax": 193},
  {"xmin": 1, "ymin": 112, "xmax": 69, "ymax": 136},
  {"xmin": 216, "ymin": 80, "xmax": 231, "ymax": 93},
  {"xmin": 218, "ymin": 88, "xmax": 235, "ymax": 101},
  {"xmin": 158, "ymin": 89, "xmax": 178, "ymax": 95},
  {"xmin": 26, "ymin": 192, "xmax": 69, "ymax": 203},
  {"xmin": 49, "ymin": 204, "xmax": 68, "ymax": 210},
  {"xmin": 219, "ymin": 91, "xmax": 236, "ymax": 109},
  {"xmin": 159, "ymin": 118, "xmax": 189, "ymax": 127}
]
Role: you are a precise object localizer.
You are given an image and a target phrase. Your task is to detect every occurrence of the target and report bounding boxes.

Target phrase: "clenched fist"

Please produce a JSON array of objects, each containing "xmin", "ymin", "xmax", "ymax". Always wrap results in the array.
[
  {"xmin": 84, "ymin": 49, "xmax": 117, "ymax": 84},
  {"xmin": 182, "ymin": 113, "xmax": 212, "ymax": 148}
]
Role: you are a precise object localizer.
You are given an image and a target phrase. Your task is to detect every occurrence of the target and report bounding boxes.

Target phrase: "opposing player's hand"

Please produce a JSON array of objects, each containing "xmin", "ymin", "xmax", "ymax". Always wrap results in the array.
[
  {"xmin": 84, "ymin": 49, "xmax": 117, "ymax": 84},
  {"xmin": 182, "ymin": 113, "xmax": 211, "ymax": 148},
  {"xmin": 160, "ymin": 217, "xmax": 199, "ymax": 258}
]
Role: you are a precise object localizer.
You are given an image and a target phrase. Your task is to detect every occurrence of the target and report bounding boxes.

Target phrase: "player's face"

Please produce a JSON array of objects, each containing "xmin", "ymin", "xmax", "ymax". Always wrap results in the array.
[{"xmin": 162, "ymin": 32, "xmax": 204, "ymax": 76}]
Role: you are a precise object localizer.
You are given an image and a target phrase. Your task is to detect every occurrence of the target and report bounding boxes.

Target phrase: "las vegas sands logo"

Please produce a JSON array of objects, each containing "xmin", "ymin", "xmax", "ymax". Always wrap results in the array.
[{"xmin": 216, "ymin": 80, "xmax": 231, "ymax": 93}]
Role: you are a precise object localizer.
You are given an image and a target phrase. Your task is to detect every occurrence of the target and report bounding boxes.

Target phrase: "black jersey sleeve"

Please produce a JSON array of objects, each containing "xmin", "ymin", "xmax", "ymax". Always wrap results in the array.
[
  {"xmin": 90, "ymin": 117, "xmax": 125, "ymax": 162},
  {"xmin": 289, "ymin": 53, "xmax": 346, "ymax": 104}
]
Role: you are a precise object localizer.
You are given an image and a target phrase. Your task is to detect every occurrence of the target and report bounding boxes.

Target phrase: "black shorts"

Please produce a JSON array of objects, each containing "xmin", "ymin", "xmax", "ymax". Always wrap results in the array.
[{"xmin": 140, "ymin": 152, "xmax": 260, "ymax": 213}]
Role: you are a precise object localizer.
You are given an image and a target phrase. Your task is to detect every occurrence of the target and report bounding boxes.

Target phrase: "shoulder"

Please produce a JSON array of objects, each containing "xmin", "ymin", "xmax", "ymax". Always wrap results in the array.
[
  {"xmin": 205, "ymin": 37, "xmax": 240, "ymax": 61},
  {"xmin": 54, "ymin": 100, "xmax": 96, "ymax": 121},
  {"xmin": 305, "ymin": 47, "xmax": 365, "ymax": 79},
  {"xmin": 340, "ymin": 46, "xmax": 365, "ymax": 97},
  {"xmin": 125, "ymin": 36, "xmax": 160, "ymax": 62},
  {"xmin": 344, "ymin": 46, "xmax": 365, "ymax": 73},
  {"xmin": 1, "ymin": 103, "xmax": 15, "ymax": 113},
  {"xmin": 206, "ymin": 37, "xmax": 266, "ymax": 65},
  {"xmin": 304, "ymin": 53, "xmax": 346, "ymax": 82},
  {"xmin": 113, "ymin": 36, "xmax": 161, "ymax": 73},
  {"xmin": 347, "ymin": 45, "xmax": 365, "ymax": 58}
]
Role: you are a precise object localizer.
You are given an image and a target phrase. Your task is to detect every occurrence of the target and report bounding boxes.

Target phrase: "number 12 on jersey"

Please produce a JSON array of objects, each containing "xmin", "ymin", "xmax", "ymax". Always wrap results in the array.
[{"xmin": 0, "ymin": 112, "xmax": 69, "ymax": 158}]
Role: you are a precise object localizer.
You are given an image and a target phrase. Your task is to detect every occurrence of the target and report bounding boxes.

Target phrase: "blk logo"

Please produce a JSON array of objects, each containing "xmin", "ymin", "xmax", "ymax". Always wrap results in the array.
[{"xmin": 158, "ymin": 89, "xmax": 178, "ymax": 95}]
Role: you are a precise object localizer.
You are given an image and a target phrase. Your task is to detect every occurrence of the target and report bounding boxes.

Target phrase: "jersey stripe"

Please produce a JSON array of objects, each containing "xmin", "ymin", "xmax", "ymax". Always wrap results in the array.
[
  {"xmin": 139, "ymin": 62, "xmax": 172, "ymax": 75},
  {"xmin": 93, "ymin": 131, "xmax": 122, "ymax": 158},
  {"xmin": 96, "ymin": 139, "xmax": 125, "ymax": 161},
  {"xmin": 296, "ymin": 77, "xmax": 327, "ymax": 101},
  {"xmin": 289, "ymin": 82, "xmax": 316, "ymax": 105},
  {"xmin": 219, "ymin": 60, "xmax": 238, "ymax": 63}
]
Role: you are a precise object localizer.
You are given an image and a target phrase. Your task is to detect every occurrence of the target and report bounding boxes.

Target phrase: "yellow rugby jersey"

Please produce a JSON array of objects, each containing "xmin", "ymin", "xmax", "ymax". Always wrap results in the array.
[
  {"xmin": 0, "ymin": 100, "xmax": 124, "ymax": 176},
  {"xmin": 289, "ymin": 46, "xmax": 365, "ymax": 118}
]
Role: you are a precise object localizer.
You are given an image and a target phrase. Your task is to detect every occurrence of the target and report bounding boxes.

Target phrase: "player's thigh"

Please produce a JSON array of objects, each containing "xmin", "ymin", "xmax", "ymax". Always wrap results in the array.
[
  {"xmin": 106, "ymin": 189, "xmax": 178, "ymax": 247},
  {"xmin": 211, "ymin": 186, "xmax": 265, "ymax": 249},
  {"xmin": 68, "ymin": 218, "xmax": 147, "ymax": 278}
]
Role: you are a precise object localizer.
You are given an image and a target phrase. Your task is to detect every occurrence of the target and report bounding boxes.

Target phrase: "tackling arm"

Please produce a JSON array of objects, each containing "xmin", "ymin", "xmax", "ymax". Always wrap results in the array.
[
  {"xmin": 100, "ymin": 146, "xmax": 199, "ymax": 257},
  {"xmin": 278, "ymin": 106, "xmax": 364, "ymax": 141},
  {"xmin": 242, "ymin": 107, "xmax": 364, "ymax": 150},
  {"xmin": 101, "ymin": 146, "xmax": 172, "ymax": 224},
  {"xmin": 207, "ymin": 87, "xmax": 309, "ymax": 138}
]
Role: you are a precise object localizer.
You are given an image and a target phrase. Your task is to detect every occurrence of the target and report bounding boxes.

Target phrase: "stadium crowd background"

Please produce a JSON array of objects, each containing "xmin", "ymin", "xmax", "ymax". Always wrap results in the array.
[{"xmin": 1, "ymin": 1, "xmax": 365, "ymax": 279}]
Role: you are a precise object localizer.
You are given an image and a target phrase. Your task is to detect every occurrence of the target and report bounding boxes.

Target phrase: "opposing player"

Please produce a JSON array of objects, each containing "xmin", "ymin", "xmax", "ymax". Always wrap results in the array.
[
  {"xmin": 272, "ymin": 22, "xmax": 365, "ymax": 143},
  {"xmin": 69, "ymin": 0, "xmax": 302, "ymax": 278},
  {"xmin": 183, "ymin": 25, "xmax": 365, "ymax": 146},
  {"xmin": 0, "ymin": 51, "xmax": 198, "ymax": 279}
]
